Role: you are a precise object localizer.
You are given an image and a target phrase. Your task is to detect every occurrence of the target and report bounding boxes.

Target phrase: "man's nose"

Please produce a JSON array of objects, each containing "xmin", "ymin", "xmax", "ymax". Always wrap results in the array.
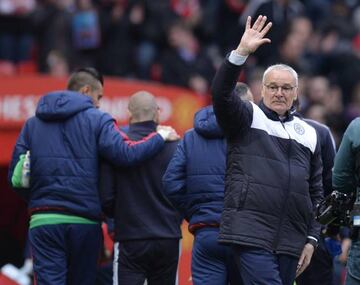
[{"xmin": 274, "ymin": 88, "xmax": 283, "ymax": 96}]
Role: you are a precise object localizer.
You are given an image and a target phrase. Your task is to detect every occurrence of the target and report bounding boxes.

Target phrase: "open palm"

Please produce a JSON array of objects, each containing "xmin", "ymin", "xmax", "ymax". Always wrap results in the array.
[{"xmin": 236, "ymin": 15, "xmax": 272, "ymax": 56}]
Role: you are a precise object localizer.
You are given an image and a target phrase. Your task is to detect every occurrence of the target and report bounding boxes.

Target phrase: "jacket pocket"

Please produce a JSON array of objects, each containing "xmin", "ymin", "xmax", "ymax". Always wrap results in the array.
[
  {"xmin": 237, "ymin": 175, "xmax": 250, "ymax": 210},
  {"xmin": 224, "ymin": 174, "xmax": 250, "ymax": 210}
]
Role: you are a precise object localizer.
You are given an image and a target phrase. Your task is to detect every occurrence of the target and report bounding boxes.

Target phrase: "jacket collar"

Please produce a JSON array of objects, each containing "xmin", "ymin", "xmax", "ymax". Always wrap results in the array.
[
  {"xmin": 259, "ymin": 100, "xmax": 294, "ymax": 122},
  {"xmin": 128, "ymin": 120, "xmax": 157, "ymax": 136}
]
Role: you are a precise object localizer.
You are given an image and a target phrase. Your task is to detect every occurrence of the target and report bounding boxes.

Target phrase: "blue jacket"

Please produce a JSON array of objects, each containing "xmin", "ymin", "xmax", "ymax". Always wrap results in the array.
[
  {"xmin": 8, "ymin": 91, "xmax": 164, "ymax": 221},
  {"xmin": 303, "ymin": 119, "xmax": 336, "ymax": 196},
  {"xmin": 163, "ymin": 106, "xmax": 226, "ymax": 232}
]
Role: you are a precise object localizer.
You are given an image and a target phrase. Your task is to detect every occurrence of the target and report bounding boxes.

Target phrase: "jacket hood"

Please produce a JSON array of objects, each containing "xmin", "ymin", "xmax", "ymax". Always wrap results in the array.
[
  {"xmin": 36, "ymin": 91, "xmax": 94, "ymax": 121},
  {"xmin": 194, "ymin": 106, "xmax": 223, "ymax": 139}
]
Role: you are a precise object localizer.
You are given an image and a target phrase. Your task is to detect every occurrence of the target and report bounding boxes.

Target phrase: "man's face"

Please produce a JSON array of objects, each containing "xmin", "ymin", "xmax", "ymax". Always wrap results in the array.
[{"xmin": 261, "ymin": 69, "xmax": 298, "ymax": 116}]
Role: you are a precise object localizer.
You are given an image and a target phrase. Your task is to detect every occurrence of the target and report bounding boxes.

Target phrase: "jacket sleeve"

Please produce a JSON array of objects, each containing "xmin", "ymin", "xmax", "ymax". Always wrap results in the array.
[
  {"xmin": 333, "ymin": 118, "xmax": 360, "ymax": 194},
  {"xmin": 99, "ymin": 160, "xmax": 116, "ymax": 218},
  {"xmin": 97, "ymin": 113, "xmax": 165, "ymax": 167},
  {"xmin": 321, "ymin": 127, "xmax": 336, "ymax": 196},
  {"xmin": 211, "ymin": 58, "xmax": 253, "ymax": 138},
  {"xmin": 162, "ymin": 138, "xmax": 188, "ymax": 214},
  {"xmin": 8, "ymin": 121, "xmax": 31, "ymax": 201},
  {"xmin": 307, "ymin": 140, "xmax": 324, "ymax": 240}
]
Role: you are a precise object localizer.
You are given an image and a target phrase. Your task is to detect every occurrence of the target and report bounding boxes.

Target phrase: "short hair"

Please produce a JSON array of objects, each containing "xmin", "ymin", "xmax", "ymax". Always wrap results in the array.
[
  {"xmin": 128, "ymin": 91, "xmax": 158, "ymax": 122},
  {"xmin": 234, "ymin": 82, "xmax": 253, "ymax": 102},
  {"xmin": 234, "ymin": 82, "xmax": 249, "ymax": 98},
  {"xmin": 262, "ymin": 64, "xmax": 298, "ymax": 86},
  {"xmin": 67, "ymin": 67, "xmax": 104, "ymax": 91}
]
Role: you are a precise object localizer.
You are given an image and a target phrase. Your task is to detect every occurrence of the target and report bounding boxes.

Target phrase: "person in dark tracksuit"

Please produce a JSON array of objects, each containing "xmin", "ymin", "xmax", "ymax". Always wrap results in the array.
[
  {"xmin": 163, "ymin": 83, "xmax": 252, "ymax": 285},
  {"xmin": 8, "ymin": 69, "xmax": 176, "ymax": 285},
  {"xmin": 296, "ymin": 116, "xmax": 337, "ymax": 285},
  {"xmin": 100, "ymin": 91, "xmax": 182, "ymax": 285},
  {"xmin": 212, "ymin": 16, "xmax": 323, "ymax": 285}
]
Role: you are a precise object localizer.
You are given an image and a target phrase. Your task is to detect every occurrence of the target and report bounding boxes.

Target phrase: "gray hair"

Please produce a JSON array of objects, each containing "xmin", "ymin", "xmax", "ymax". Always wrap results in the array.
[
  {"xmin": 262, "ymin": 64, "xmax": 298, "ymax": 86},
  {"xmin": 234, "ymin": 82, "xmax": 253, "ymax": 102}
]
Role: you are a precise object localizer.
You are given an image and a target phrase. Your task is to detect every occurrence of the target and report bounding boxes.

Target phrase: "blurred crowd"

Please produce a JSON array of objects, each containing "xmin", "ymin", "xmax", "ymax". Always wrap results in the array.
[{"xmin": 1, "ymin": 0, "xmax": 360, "ymax": 145}]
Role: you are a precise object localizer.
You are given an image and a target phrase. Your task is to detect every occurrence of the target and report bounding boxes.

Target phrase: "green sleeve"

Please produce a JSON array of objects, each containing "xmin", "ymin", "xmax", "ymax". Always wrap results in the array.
[
  {"xmin": 11, "ymin": 154, "xmax": 26, "ymax": 188},
  {"xmin": 332, "ymin": 118, "xmax": 360, "ymax": 193}
]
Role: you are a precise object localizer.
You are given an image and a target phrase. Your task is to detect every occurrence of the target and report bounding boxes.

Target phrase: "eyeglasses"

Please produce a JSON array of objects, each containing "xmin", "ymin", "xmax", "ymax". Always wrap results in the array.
[{"xmin": 264, "ymin": 84, "xmax": 297, "ymax": 95}]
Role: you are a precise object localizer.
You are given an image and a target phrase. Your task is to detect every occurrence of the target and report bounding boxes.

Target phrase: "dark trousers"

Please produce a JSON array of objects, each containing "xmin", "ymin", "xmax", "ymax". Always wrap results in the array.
[
  {"xmin": 192, "ymin": 228, "xmax": 243, "ymax": 285},
  {"xmin": 296, "ymin": 238, "xmax": 333, "ymax": 285},
  {"xmin": 113, "ymin": 239, "xmax": 180, "ymax": 285},
  {"xmin": 29, "ymin": 223, "xmax": 102, "ymax": 285},
  {"xmin": 232, "ymin": 245, "xmax": 298, "ymax": 285}
]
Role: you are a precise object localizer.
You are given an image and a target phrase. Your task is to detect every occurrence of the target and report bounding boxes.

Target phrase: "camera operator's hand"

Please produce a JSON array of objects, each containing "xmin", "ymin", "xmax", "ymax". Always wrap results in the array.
[{"xmin": 296, "ymin": 243, "xmax": 315, "ymax": 277}]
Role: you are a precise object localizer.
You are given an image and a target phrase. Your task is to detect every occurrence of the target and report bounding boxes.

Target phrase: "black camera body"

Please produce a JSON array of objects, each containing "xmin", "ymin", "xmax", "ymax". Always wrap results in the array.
[{"xmin": 315, "ymin": 191, "xmax": 355, "ymax": 226}]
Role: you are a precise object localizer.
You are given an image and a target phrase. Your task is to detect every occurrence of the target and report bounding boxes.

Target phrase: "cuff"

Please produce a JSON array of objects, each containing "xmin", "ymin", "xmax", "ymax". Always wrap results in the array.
[
  {"xmin": 306, "ymin": 236, "xmax": 318, "ymax": 248},
  {"xmin": 156, "ymin": 130, "xmax": 168, "ymax": 140},
  {"xmin": 307, "ymin": 236, "xmax": 318, "ymax": 243},
  {"xmin": 228, "ymin": 50, "xmax": 248, "ymax": 66}
]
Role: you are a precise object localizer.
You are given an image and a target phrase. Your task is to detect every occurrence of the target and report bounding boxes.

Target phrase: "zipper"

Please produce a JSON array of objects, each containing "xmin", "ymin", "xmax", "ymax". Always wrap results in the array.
[{"xmin": 272, "ymin": 119, "xmax": 292, "ymax": 253}]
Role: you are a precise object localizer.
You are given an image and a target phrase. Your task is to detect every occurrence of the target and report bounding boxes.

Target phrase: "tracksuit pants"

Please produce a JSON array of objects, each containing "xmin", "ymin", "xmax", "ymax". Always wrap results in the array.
[
  {"xmin": 232, "ymin": 245, "xmax": 298, "ymax": 285},
  {"xmin": 191, "ymin": 228, "xmax": 243, "ymax": 285},
  {"xmin": 113, "ymin": 238, "xmax": 180, "ymax": 285},
  {"xmin": 29, "ymin": 223, "xmax": 102, "ymax": 285}
]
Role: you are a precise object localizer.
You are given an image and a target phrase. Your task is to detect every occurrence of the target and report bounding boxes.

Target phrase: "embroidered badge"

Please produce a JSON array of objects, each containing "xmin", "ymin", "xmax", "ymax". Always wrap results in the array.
[{"xmin": 294, "ymin": 123, "xmax": 305, "ymax": 135}]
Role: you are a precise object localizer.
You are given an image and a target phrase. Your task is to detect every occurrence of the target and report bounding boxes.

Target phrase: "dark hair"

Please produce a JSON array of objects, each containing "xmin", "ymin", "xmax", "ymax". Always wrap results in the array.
[{"xmin": 67, "ymin": 67, "xmax": 104, "ymax": 91}]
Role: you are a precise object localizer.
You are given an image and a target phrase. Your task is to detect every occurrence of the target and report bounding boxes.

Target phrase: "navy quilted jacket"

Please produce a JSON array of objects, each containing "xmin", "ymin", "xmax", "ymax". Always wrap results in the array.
[
  {"xmin": 163, "ymin": 106, "xmax": 226, "ymax": 231},
  {"xmin": 8, "ymin": 91, "xmax": 164, "ymax": 220}
]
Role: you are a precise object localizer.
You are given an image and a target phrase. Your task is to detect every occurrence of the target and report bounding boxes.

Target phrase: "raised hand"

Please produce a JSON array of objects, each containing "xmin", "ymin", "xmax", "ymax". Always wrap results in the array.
[{"xmin": 235, "ymin": 15, "xmax": 272, "ymax": 56}]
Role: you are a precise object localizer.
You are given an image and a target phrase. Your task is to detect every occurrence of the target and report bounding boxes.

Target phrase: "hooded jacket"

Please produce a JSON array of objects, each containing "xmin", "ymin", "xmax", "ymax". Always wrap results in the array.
[
  {"xmin": 163, "ymin": 106, "xmax": 226, "ymax": 232},
  {"xmin": 8, "ymin": 91, "xmax": 164, "ymax": 220}
]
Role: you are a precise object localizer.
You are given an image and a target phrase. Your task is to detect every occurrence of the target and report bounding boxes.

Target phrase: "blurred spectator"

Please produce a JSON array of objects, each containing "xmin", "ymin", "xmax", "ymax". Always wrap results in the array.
[
  {"xmin": 98, "ymin": 1, "xmax": 134, "ymax": 77},
  {"xmin": 0, "ymin": 0, "xmax": 35, "ymax": 63},
  {"xmin": 215, "ymin": 0, "xmax": 248, "ymax": 55},
  {"xmin": 306, "ymin": 76, "xmax": 331, "ymax": 106},
  {"xmin": 270, "ymin": 32, "xmax": 311, "ymax": 74},
  {"xmin": 345, "ymin": 81, "xmax": 360, "ymax": 122},
  {"xmin": 170, "ymin": 0, "xmax": 202, "ymax": 29},
  {"xmin": 46, "ymin": 50, "xmax": 69, "ymax": 77},
  {"xmin": 32, "ymin": 0, "xmax": 73, "ymax": 72},
  {"xmin": 305, "ymin": 104, "xmax": 327, "ymax": 125},
  {"xmin": 127, "ymin": 0, "xmax": 176, "ymax": 80},
  {"xmin": 71, "ymin": 0, "xmax": 101, "ymax": 67},
  {"xmin": 290, "ymin": 15, "xmax": 313, "ymax": 44},
  {"xmin": 251, "ymin": 0, "xmax": 304, "ymax": 66},
  {"xmin": 161, "ymin": 21, "xmax": 215, "ymax": 95},
  {"xmin": 315, "ymin": 24, "xmax": 360, "ymax": 104}
]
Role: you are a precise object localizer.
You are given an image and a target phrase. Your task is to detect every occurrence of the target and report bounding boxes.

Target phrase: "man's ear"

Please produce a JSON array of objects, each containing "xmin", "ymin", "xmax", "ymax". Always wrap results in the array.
[
  {"xmin": 79, "ymin": 85, "xmax": 91, "ymax": 95},
  {"xmin": 127, "ymin": 109, "xmax": 133, "ymax": 122},
  {"xmin": 261, "ymin": 87, "xmax": 265, "ymax": 98}
]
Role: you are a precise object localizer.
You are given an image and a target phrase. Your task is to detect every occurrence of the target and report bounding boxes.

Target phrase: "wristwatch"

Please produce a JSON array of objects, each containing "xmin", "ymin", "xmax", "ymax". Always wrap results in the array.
[{"xmin": 306, "ymin": 238, "xmax": 318, "ymax": 249}]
